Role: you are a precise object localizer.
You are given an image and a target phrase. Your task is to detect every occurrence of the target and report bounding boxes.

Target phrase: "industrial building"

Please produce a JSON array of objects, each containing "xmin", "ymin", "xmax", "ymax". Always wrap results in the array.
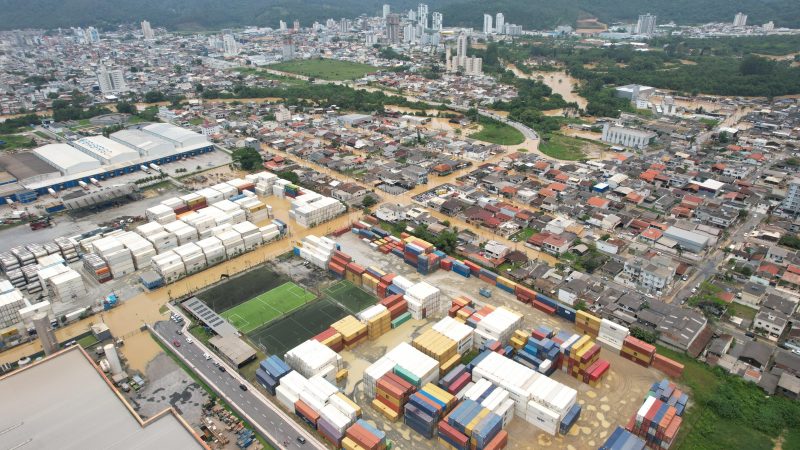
[
  {"xmin": 0, "ymin": 123, "xmax": 214, "ymax": 205},
  {"xmin": 0, "ymin": 346, "xmax": 208, "ymax": 449}
]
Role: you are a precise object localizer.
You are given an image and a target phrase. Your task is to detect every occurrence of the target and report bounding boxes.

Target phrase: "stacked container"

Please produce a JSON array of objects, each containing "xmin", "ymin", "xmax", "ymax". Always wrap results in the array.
[
  {"xmin": 433, "ymin": 316, "xmax": 475, "ymax": 355},
  {"xmin": 212, "ymin": 199, "xmax": 247, "ymax": 224},
  {"xmin": 600, "ymin": 426, "xmax": 646, "ymax": 450},
  {"xmin": 597, "ymin": 318, "xmax": 629, "ymax": 351},
  {"xmin": 373, "ymin": 372, "xmax": 415, "ymax": 421},
  {"xmin": 235, "ymin": 196, "xmax": 271, "ymax": 224},
  {"xmin": 473, "ymin": 307, "xmax": 523, "ymax": 350},
  {"xmin": 296, "ymin": 235, "xmax": 337, "ymax": 269},
  {"xmin": 227, "ymin": 178, "xmax": 255, "ymax": 194},
  {"xmin": 260, "ymin": 223, "xmax": 282, "ymax": 243},
  {"xmin": 233, "ymin": 222, "xmax": 263, "ymax": 251},
  {"xmin": 314, "ymin": 327, "xmax": 344, "ymax": 352},
  {"xmin": 331, "ymin": 315, "xmax": 368, "ymax": 349},
  {"xmin": 164, "ymin": 221, "xmax": 199, "ymax": 246},
  {"xmin": 250, "ymin": 171, "xmax": 278, "ymax": 196},
  {"xmin": 626, "ymin": 390, "xmax": 685, "ymax": 450},
  {"xmin": 343, "ymin": 419, "xmax": 387, "ymax": 450},
  {"xmin": 145, "ymin": 204, "xmax": 177, "ymax": 224},
  {"xmin": 621, "ymin": 336, "xmax": 656, "ymax": 368},
  {"xmin": 196, "ymin": 236, "xmax": 227, "ymax": 266},
  {"xmin": 651, "ymin": 353, "xmax": 685, "ymax": 378},
  {"xmin": 150, "ymin": 251, "xmax": 186, "ymax": 283},
  {"xmin": 83, "ymin": 253, "xmax": 111, "ymax": 283},
  {"xmin": 284, "ymin": 339, "xmax": 343, "ymax": 382},
  {"xmin": 327, "ymin": 250, "xmax": 352, "ymax": 278},
  {"xmin": 358, "ymin": 305, "xmax": 391, "ymax": 341},
  {"xmin": 405, "ymin": 281, "xmax": 443, "ymax": 320},
  {"xmin": 180, "ymin": 192, "xmax": 207, "ymax": 211},
  {"xmin": 289, "ymin": 190, "xmax": 346, "ymax": 228},
  {"xmin": 256, "ymin": 356, "xmax": 292, "ymax": 395},
  {"xmin": 380, "ymin": 294, "xmax": 408, "ymax": 321},
  {"xmin": 363, "ymin": 343, "xmax": 439, "ymax": 397},
  {"xmin": 345, "ymin": 262, "xmax": 365, "ymax": 287},
  {"xmin": 0, "ymin": 251, "xmax": 20, "ymax": 273},
  {"xmin": 412, "ymin": 329, "xmax": 459, "ymax": 375},
  {"xmin": 212, "ymin": 182, "xmax": 238, "ymax": 200},
  {"xmin": 46, "ymin": 268, "xmax": 86, "ymax": 302},
  {"xmin": 195, "ymin": 187, "xmax": 225, "ymax": 205},
  {"xmin": 575, "ymin": 310, "xmax": 602, "ymax": 337},
  {"xmin": 404, "ymin": 383, "xmax": 455, "ymax": 438},
  {"xmin": 216, "ymin": 229, "xmax": 244, "ymax": 259},
  {"xmin": 55, "ymin": 237, "xmax": 80, "ymax": 263},
  {"xmin": 173, "ymin": 243, "xmax": 207, "ymax": 274}
]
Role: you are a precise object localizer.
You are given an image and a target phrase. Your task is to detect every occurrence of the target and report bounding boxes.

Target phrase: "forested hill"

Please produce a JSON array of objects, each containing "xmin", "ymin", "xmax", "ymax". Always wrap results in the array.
[{"xmin": 1, "ymin": 0, "xmax": 799, "ymax": 31}]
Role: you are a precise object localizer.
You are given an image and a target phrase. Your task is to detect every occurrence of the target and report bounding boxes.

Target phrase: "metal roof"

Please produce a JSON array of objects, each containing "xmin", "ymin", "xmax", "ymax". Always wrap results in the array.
[
  {"xmin": 143, "ymin": 123, "xmax": 208, "ymax": 148},
  {"xmin": 181, "ymin": 296, "xmax": 239, "ymax": 338},
  {"xmin": 33, "ymin": 143, "xmax": 102, "ymax": 175}
]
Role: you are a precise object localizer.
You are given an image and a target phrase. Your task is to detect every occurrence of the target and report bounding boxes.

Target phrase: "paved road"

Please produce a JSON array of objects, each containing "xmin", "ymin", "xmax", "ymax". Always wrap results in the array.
[{"xmin": 152, "ymin": 319, "xmax": 323, "ymax": 450}]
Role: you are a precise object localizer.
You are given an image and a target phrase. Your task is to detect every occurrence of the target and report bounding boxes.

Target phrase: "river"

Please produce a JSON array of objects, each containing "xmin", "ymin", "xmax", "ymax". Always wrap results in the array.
[{"xmin": 506, "ymin": 64, "xmax": 588, "ymax": 110}]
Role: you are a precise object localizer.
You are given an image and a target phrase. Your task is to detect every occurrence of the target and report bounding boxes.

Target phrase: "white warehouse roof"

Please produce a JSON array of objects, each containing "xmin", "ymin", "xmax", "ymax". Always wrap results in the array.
[
  {"xmin": 34, "ymin": 144, "xmax": 102, "ymax": 175},
  {"xmin": 143, "ymin": 123, "xmax": 209, "ymax": 148},
  {"xmin": 110, "ymin": 129, "xmax": 177, "ymax": 158},
  {"xmin": 72, "ymin": 136, "xmax": 140, "ymax": 165}
]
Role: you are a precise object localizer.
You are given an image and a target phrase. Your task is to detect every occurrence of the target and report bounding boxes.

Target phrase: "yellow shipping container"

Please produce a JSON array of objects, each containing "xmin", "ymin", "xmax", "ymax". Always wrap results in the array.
[
  {"xmin": 422, "ymin": 383, "xmax": 455, "ymax": 408},
  {"xmin": 466, "ymin": 408, "xmax": 490, "ymax": 436},
  {"xmin": 510, "ymin": 336, "xmax": 526, "ymax": 350},
  {"xmin": 342, "ymin": 437, "xmax": 366, "ymax": 450},
  {"xmin": 576, "ymin": 310, "xmax": 602, "ymax": 327},
  {"xmin": 336, "ymin": 370, "xmax": 348, "ymax": 382},
  {"xmin": 621, "ymin": 346, "xmax": 652, "ymax": 362},
  {"xmin": 440, "ymin": 353, "xmax": 461, "ymax": 376},
  {"xmin": 372, "ymin": 399, "xmax": 400, "ymax": 421}
]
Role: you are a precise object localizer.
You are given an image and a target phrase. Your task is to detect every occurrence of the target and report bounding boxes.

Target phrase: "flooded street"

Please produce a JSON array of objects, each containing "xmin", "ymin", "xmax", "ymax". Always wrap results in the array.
[
  {"xmin": 120, "ymin": 329, "xmax": 165, "ymax": 373},
  {"xmin": 506, "ymin": 64, "xmax": 588, "ymax": 110}
]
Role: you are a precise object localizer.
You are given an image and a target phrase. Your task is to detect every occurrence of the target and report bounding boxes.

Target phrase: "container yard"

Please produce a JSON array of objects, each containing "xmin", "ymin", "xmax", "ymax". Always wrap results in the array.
[{"xmin": 229, "ymin": 226, "xmax": 688, "ymax": 450}]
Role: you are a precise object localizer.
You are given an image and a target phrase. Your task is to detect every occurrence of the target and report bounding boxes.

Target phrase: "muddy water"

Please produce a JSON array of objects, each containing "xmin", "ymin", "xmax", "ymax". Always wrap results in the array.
[
  {"xmin": 506, "ymin": 64, "xmax": 588, "ymax": 109},
  {"xmin": 121, "ymin": 329, "xmax": 165, "ymax": 373}
]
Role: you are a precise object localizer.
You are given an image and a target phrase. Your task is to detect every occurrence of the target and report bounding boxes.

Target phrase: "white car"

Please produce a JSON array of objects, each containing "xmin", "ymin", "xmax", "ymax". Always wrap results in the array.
[
  {"xmin": 691, "ymin": 288, "xmax": 697, "ymax": 293},
  {"xmin": 203, "ymin": 353, "xmax": 211, "ymax": 360},
  {"xmin": 186, "ymin": 337, "xmax": 193, "ymax": 344}
]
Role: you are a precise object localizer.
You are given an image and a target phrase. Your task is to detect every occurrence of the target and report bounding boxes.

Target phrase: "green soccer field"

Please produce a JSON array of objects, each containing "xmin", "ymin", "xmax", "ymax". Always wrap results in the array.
[
  {"xmin": 324, "ymin": 280, "xmax": 377, "ymax": 314},
  {"xmin": 220, "ymin": 282, "xmax": 316, "ymax": 333}
]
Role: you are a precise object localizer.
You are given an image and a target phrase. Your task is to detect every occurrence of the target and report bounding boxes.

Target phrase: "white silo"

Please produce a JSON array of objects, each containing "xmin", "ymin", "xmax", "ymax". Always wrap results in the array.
[{"xmin": 103, "ymin": 344, "xmax": 123, "ymax": 375}]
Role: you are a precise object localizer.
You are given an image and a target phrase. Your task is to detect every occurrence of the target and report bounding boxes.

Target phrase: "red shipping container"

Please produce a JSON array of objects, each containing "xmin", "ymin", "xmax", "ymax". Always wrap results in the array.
[
  {"xmin": 619, "ymin": 351, "xmax": 650, "ymax": 368},
  {"xmin": 346, "ymin": 262, "xmax": 365, "ymax": 274},
  {"xmin": 664, "ymin": 416, "xmax": 682, "ymax": 440},
  {"xmin": 174, "ymin": 205, "xmax": 190, "ymax": 214},
  {"xmin": 580, "ymin": 344, "xmax": 601, "ymax": 364},
  {"xmin": 328, "ymin": 262, "xmax": 346, "ymax": 275},
  {"xmin": 380, "ymin": 294, "xmax": 404, "ymax": 308},
  {"xmin": 478, "ymin": 274, "xmax": 496, "ymax": 285},
  {"xmin": 464, "ymin": 260, "xmax": 481, "ymax": 274},
  {"xmin": 346, "ymin": 423, "xmax": 382, "ymax": 450},
  {"xmin": 515, "ymin": 293, "xmax": 532, "ymax": 304},
  {"xmin": 377, "ymin": 378, "xmax": 407, "ymax": 399},
  {"xmin": 533, "ymin": 300, "xmax": 556, "ymax": 315},
  {"xmin": 652, "ymin": 353, "xmax": 685, "ymax": 378},
  {"xmin": 190, "ymin": 200, "xmax": 207, "ymax": 211},
  {"xmin": 449, "ymin": 305, "xmax": 462, "ymax": 317},
  {"xmin": 438, "ymin": 421, "xmax": 469, "ymax": 447},
  {"xmin": 623, "ymin": 335, "xmax": 656, "ymax": 355},
  {"xmin": 440, "ymin": 259, "xmax": 453, "ymax": 271},
  {"xmin": 590, "ymin": 359, "xmax": 610, "ymax": 380},
  {"xmin": 314, "ymin": 327, "xmax": 338, "ymax": 342},
  {"xmin": 388, "ymin": 302, "xmax": 408, "ymax": 319},
  {"xmin": 400, "ymin": 232, "xmax": 411, "ymax": 239},
  {"xmin": 294, "ymin": 400, "xmax": 319, "ymax": 425},
  {"xmin": 380, "ymin": 273, "xmax": 396, "ymax": 284},
  {"xmin": 447, "ymin": 372, "xmax": 472, "ymax": 394},
  {"xmin": 483, "ymin": 430, "xmax": 508, "ymax": 450},
  {"xmin": 383, "ymin": 372, "xmax": 414, "ymax": 393}
]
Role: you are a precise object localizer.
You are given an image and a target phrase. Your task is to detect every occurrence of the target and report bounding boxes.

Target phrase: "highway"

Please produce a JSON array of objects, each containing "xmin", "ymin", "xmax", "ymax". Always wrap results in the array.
[{"xmin": 152, "ymin": 317, "xmax": 323, "ymax": 450}]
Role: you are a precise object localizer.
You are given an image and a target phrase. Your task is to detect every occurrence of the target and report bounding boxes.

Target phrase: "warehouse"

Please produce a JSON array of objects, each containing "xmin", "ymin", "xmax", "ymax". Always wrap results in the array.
[
  {"xmin": 662, "ymin": 226, "xmax": 710, "ymax": 254},
  {"xmin": 0, "ymin": 124, "xmax": 214, "ymax": 205},
  {"xmin": 208, "ymin": 335, "xmax": 258, "ymax": 368},
  {"xmin": 34, "ymin": 143, "xmax": 102, "ymax": 175},
  {"xmin": 0, "ymin": 346, "xmax": 207, "ymax": 449},
  {"xmin": 72, "ymin": 136, "xmax": 140, "ymax": 165},
  {"xmin": 110, "ymin": 129, "xmax": 176, "ymax": 158},
  {"xmin": 182, "ymin": 296, "xmax": 239, "ymax": 337}
]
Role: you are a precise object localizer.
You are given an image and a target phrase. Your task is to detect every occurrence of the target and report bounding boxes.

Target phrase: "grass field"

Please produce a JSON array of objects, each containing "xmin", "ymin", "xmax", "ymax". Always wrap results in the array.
[
  {"xmin": 198, "ymin": 267, "xmax": 289, "ymax": 313},
  {"xmin": 221, "ymin": 282, "xmax": 316, "ymax": 333},
  {"xmin": 248, "ymin": 298, "xmax": 348, "ymax": 356},
  {"xmin": 270, "ymin": 58, "xmax": 378, "ymax": 81},
  {"xmin": 468, "ymin": 118, "xmax": 525, "ymax": 145},
  {"xmin": 324, "ymin": 280, "xmax": 377, "ymax": 314},
  {"xmin": 538, "ymin": 134, "xmax": 589, "ymax": 160},
  {"xmin": 0, "ymin": 134, "xmax": 37, "ymax": 151}
]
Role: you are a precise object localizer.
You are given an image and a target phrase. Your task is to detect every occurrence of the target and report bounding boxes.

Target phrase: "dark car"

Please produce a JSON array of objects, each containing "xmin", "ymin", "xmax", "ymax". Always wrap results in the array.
[
  {"xmin": 219, "ymin": 366, "xmax": 226, "ymax": 372},
  {"xmin": 239, "ymin": 384, "xmax": 248, "ymax": 391},
  {"xmin": 172, "ymin": 340, "xmax": 181, "ymax": 347}
]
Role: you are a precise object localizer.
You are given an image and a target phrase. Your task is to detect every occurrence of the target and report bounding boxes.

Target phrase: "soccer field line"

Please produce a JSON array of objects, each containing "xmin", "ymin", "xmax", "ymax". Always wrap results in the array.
[{"xmin": 227, "ymin": 313, "xmax": 250, "ymax": 329}]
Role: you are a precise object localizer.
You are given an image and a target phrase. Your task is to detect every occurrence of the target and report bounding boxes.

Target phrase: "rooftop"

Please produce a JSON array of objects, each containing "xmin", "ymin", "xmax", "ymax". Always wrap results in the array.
[{"xmin": 0, "ymin": 346, "xmax": 206, "ymax": 450}]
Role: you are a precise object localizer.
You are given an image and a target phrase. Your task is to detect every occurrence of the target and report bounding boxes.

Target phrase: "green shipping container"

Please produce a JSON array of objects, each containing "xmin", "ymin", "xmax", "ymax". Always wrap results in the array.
[
  {"xmin": 391, "ymin": 312, "xmax": 412, "ymax": 328},
  {"xmin": 393, "ymin": 364, "xmax": 421, "ymax": 386}
]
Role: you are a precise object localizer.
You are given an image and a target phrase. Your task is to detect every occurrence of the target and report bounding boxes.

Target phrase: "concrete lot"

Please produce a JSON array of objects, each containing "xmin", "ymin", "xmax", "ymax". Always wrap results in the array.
[
  {"xmin": 331, "ymin": 232, "xmax": 664, "ymax": 450},
  {"xmin": 128, "ymin": 352, "xmax": 211, "ymax": 427}
]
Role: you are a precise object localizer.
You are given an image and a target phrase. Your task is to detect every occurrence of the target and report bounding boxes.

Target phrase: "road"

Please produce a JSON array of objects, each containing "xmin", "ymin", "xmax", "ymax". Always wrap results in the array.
[{"xmin": 152, "ymin": 318, "xmax": 323, "ymax": 450}]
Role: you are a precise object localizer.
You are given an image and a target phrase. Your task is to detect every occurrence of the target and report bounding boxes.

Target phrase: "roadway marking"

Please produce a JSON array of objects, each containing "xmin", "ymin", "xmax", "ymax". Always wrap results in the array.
[{"xmin": 262, "ymin": 414, "xmax": 267, "ymax": 418}]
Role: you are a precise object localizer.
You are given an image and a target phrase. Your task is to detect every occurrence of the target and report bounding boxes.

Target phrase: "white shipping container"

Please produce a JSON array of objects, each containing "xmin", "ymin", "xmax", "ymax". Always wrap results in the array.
[{"xmin": 525, "ymin": 400, "xmax": 560, "ymax": 435}]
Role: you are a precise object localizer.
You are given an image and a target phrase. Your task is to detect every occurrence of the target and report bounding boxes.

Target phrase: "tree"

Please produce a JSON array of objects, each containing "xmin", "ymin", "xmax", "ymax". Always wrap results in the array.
[
  {"xmin": 231, "ymin": 148, "xmax": 262, "ymax": 171},
  {"xmin": 144, "ymin": 91, "xmax": 166, "ymax": 103},
  {"xmin": 116, "ymin": 101, "xmax": 136, "ymax": 115},
  {"xmin": 362, "ymin": 195, "xmax": 378, "ymax": 208},
  {"xmin": 630, "ymin": 326, "xmax": 659, "ymax": 344},
  {"xmin": 434, "ymin": 229, "xmax": 459, "ymax": 254},
  {"xmin": 276, "ymin": 170, "xmax": 300, "ymax": 185}
]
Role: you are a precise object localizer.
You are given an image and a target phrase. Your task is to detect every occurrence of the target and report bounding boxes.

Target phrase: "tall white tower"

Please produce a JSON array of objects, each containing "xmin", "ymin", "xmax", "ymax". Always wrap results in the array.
[
  {"xmin": 382, "ymin": 4, "xmax": 391, "ymax": 19},
  {"xmin": 734, "ymin": 12, "xmax": 748, "ymax": 27},
  {"xmin": 495, "ymin": 13, "xmax": 505, "ymax": 35},
  {"xmin": 141, "ymin": 20, "xmax": 154, "ymax": 40},
  {"xmin": 483, "ymin": 14, "xmax": 493, "ymax": 34},
  {"xmin": 431, "ymin": 12, "xmax": 443, "ymax": 31}
]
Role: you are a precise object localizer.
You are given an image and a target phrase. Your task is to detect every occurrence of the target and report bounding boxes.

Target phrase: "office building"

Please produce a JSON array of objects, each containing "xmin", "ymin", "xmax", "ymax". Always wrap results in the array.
[
  {"xmin": 97, "ymin": 67, "xmax": 128, "ymax": 94},
  {"xmin": 141, "ymin": 20, "xmax": 154, "ymax": 40},
  {"xmin": 483, "ymin": 14, "xmax": 493, "ymax": 34},
  {"xmin": 781, "ymin": 178, "xmax": 800, "ymax": 216},
  {"xmin": 386, "ymin": 13, "xmax": 401, "ymax": 44},
  {"xmin": 734, "ymin": 12, "xmax": 748, "ymax": 27},
  {"xmin": 601, "ymin": 123, "xmax": 656, "ymax": 149},
  {"xmin": 222, "ymin": 33, "xmax": 238, "ymax": 56},
  {"xmin": 635, "ymin": 13, "xmax": 657, "ymax": 35},
  {"xmin": 496, "ymin": 13, "xmax": 505, "ymax": 35},
  {"xmin": 383, "ymin": 4, "xmax": 391, "ymax": 19},
  {"xmin": 340, "ymin": 18, "xmax": 352, "ymax": 33},
  {"xmin": 431, "ymin": 12, "xmax": 443, "ymax": 31},
  {"xmin": 293, "ymin": 19, "xmax": 300, "ymax": 31},
  {"xmin": 446, "ymin": 32, "xmax": 483, "ymax": 76},
  {"xmin": 418, "ymin": 3, "xmax": 429, "ymax": 29}
]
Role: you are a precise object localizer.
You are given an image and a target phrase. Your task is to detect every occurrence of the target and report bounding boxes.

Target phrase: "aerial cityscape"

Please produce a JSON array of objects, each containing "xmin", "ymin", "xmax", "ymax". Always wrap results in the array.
[{"xmin": 2, "ymin": 1, "xmax": 800, "ymax": 449}]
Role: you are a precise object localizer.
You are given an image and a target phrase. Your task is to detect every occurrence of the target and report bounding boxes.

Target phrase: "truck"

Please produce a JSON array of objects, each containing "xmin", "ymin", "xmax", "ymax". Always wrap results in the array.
[
  {"xmin": 140, "ymin": 165, "xmax": 151, "ymax": 174},
  {"xmin": 89, "ymin": 177, "xmax": 100, "ymax": 187},
  {"xmin": 479, "ymin": 287, "xmax": 492, "ymax": 298},
  {"xmin": 78, "ymin": 180, "xmax": 89, "ymax": 190},
  {"xmin": 29, "ymin": 216, "xmax": 52, "ymax": 231}
]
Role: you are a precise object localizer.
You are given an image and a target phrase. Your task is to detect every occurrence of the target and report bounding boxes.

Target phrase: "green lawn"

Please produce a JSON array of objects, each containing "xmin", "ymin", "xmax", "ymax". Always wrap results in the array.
[
  {"xmin": 270, "ymin": 58, "xmax": 378, "ymax": 81},
  {"xmin": 733, "ymin": 304, "xmax": 758, "ymax": 322},
  {"xmin": 468, "ymin": 119, "xmax": 525, "ymax": 145},
  {"xmin": 538, "ymin": 134, "xmax": 589, "ymax": 160},
  {"xmin": 0, "ymin": 134, "xmax": 37, "ymax": 151},
  {"xmin": 77, "ymin": 334, "xmax": 99, "ymax": 349},
  {"xmin": 657, "ymin": 345, "xmax": 800, "ymax": 450},
  {"xmin": 220, "ymin": 282, "xmax": 316, "ymax": 333},
  {"xmin": 188, "ymin": 117, "xmax": 204, "ymax": 125}
]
